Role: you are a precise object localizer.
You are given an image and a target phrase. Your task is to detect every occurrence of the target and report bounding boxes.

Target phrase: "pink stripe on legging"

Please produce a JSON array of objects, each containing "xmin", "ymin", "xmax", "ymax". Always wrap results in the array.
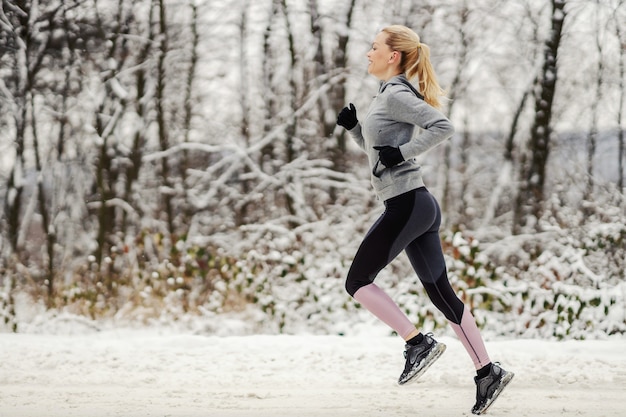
[
  {"xmin": 353, "ymin": 283, "xmax": 416, "ymax": 340},
  {"xmin": 449, "ymin": 306, "xmax": 491, "ymax": 369}
]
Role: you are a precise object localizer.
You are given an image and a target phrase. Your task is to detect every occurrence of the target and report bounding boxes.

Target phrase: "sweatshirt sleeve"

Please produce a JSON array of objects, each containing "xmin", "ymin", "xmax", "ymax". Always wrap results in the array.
[
  {"xmin": 386, "ymin": 86, "xmax": 454, "ymax": 160},
  {"xmin": 348, "ymin": 122, "xmax": 366, "ymax": 151}
]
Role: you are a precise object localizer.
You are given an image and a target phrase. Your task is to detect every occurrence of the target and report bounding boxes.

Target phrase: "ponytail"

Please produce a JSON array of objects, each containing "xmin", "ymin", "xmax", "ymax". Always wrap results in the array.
[
  {"xmin": 382, "ymin": 25, "xmax": 446, "ymax": 109},
  {"xmin": 407, "ymin": 43, "xmax": 446, "ymax": 109}
]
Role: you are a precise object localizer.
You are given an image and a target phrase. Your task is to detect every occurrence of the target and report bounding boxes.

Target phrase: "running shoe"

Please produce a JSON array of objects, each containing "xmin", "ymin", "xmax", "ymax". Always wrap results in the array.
[
  {"xmin": 471, "ymin": 362, "xmax": 514, "ymax": 415},
  {"xmin": 398, "ymin": 333, "xmax": 446, "ymax": 385}
]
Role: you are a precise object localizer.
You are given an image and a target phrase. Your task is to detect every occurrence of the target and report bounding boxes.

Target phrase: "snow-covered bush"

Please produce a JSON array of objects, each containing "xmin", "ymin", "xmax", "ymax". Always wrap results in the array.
[
  {"xmin": 449, "ymin": 222, "xmax": 626, "ymax": 340},
  {"xmin": 2, "ymin": 207, "xmax": 625, "ymax": 340},
  {"xmin": 0, "ymin": 214, "xmax": 626, "ymax": 339},
  {"xmin": 184, "ymin": 220, "xmax": 626, "ymax": 340}
]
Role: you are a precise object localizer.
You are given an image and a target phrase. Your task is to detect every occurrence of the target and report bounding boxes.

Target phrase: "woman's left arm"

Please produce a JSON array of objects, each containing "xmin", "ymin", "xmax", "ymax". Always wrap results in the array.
[{"xmin": 386, "ymin": 87, "xmax": 455, "ymax": 160}]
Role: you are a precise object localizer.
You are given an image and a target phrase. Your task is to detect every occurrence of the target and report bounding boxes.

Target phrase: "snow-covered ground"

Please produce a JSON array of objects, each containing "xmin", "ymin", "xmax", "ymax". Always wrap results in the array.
[{"xmin": 1, "ymin": 326, "xmax": 625, "ymax": 417}]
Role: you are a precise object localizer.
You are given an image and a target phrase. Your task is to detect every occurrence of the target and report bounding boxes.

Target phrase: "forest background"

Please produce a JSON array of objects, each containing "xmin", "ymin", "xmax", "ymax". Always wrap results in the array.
[{"xmin": 0, "ymin": 0, "xmax": 625, "ymax": 340}]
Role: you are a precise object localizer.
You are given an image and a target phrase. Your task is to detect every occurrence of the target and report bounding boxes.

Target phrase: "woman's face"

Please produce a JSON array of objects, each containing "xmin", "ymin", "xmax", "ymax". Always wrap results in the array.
[{"xmin": 367, "ymin": 32, "xmax": 397, "ymax": 80}]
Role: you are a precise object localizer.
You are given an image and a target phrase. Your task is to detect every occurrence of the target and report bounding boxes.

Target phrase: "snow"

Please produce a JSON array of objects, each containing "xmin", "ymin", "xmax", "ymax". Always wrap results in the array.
[{"xmin": 1, "ymin": 324, "xmax": 625, "ymax": 417}]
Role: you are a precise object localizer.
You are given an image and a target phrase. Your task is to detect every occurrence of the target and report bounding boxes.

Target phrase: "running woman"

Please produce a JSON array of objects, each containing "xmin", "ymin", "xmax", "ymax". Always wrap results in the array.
[{"xmin": 336, "ymin": 25, "xmax": 513, "ymax": 415}]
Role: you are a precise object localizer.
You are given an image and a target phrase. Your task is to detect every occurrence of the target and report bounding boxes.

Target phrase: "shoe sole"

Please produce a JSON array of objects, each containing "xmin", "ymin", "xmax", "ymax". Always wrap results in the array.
[
  {"xmin": 398, "ymin": 342, "xmax": 446, "ymax": 385},
  {"xmin": 472, "ymin": 371, "xmax": 514, "ymax": 415}
]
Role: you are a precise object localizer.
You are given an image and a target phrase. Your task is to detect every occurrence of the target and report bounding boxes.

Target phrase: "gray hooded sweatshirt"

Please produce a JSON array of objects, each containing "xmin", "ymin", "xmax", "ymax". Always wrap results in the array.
[{"xmin": 348, "ymin": 74, "xmax": 455, "ymax": 201}]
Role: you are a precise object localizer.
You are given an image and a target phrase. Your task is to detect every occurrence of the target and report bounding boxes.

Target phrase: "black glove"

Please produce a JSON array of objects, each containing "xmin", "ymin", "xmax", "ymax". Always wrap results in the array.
[
  {"xmin": 337, "ymin": 103, "xmax": 358, "ymax": 130},
  {"xmin": 373, "ymin": 146, "xmax": 404, "ymax": 168}
]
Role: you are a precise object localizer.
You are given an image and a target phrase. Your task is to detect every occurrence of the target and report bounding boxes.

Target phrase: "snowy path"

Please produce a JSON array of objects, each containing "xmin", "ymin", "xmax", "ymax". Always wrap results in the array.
[{"xmin": 1, "ymin": 330, "xmax": 625, "ymax": 417}]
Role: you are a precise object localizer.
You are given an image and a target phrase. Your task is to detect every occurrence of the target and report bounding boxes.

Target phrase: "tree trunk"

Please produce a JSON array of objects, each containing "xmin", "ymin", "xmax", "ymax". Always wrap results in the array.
[
  {"xmin": 156, "ymin": 0, "xmax": 174, "ymax": 235},
  {"xmin": 441, "ymin": 5, "xmax": 470, "ymax": 226},
  {"xmin": 513, "ymin": 0, "xmax": 567, "ymax": 234},
  {"xmin": 2, "ymin": 0, "xmax": 29, "ymax": 255},
  {"xmin": 278, "ymin": 0, "xmax": 299, "ymax": 227},
  {"xmin": 122, "ymin": 1, "xmax": 155, "ymax": 233},
  {"xmin": 331, "ymin": 0, "xmax": 356, "ymax": 174},
  {"xmin": 235, "ymin": 2, "xmax": 251, "ymax": 226},
  {"xmin": 260, "ymin": 0, "xmax": 279, "ymax": 170},
  {"xmin": 93, "ymin": 0, "xmax": 130, "ymax": 265},
  {"xmin": 31, "ymin": 84, "xmax": 56, "ymax": 306},
  {"xmin": 582, "ymin": 2, "xmax": 605, "ymax": 208},
  {"xmin": 614, "ymin": 5, "xmax": 625, "ymax": 193},
  {"xmin": 181, "ymin": 0, "xmax": 200, "ymax": 227}
]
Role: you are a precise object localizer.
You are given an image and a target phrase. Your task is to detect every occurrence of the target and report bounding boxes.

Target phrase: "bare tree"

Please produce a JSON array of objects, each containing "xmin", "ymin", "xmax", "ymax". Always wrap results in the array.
[
  {"xmin": 0, "ymin": 0, "xmax": 73, "ymax": 305},
  {"xmin": 481, "ymin": 1, "xmax": 544, "ymax": 229},
  {"xmin": 440, "ymin": 3, "xmax": 471, "ymax": 226},
  {"xmin": 155, "ymin": 0, "xmax": 175, "ymax": 234},
  {"xmin": 513, "ymin": 0, "xmax": 567, "ymax": 234},
  {"xmin": 0, "ymin": 1, "xmax": 29, "ymax": 324},
  {"xmin": 582, "ymin": 1, "xmax": 608, "ymax": 207},
  {"xmin": 235, "ymin": 1, "xmax": 252, "ymax": 226},
  {"xmin": 91, "ymin": 0, "xmax": 133, "ymax": 266},
  {"xmin": 330, "ymin": 0, "xmax": 357, "ymax": 173},
  {"xmin": 614, "ymin": 0, "xmax": 626, "ymax": 192},
  {"xmin": 181, "ymin": 1, "xmax": 199, "ymax": 185},
  {"xmin": 0, "ymin": 0, "xmax": 101, "ymax": 306},
  {"xmin": 308, "ymin": 0, "xmax": 328, "ymax": 135},
  {"xmin": 2, "ymin": 0, "xmax": 31, "ymax": 256},
  {"xmin": 121, "ymin": 2, "xmax": 155, "ymax": 234}
]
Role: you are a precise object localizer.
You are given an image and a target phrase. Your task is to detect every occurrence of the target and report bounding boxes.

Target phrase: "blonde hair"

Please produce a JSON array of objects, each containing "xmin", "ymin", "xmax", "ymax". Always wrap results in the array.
[{"xmin": 382, "ymin": 25, "xmax": 446, "ymax": 109}]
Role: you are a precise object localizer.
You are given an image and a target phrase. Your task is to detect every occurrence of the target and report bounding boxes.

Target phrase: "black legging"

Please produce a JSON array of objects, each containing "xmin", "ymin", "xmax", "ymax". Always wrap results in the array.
[{"xmin": 345, "ymin": 187, "xmax": 464, "ymax": 325}]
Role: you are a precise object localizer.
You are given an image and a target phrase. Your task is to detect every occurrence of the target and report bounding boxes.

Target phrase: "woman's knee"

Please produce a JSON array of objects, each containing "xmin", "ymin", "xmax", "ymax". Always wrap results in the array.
[{"xmin": 345, "ymin": 273, "xmax": 367, "ymax": 297}]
